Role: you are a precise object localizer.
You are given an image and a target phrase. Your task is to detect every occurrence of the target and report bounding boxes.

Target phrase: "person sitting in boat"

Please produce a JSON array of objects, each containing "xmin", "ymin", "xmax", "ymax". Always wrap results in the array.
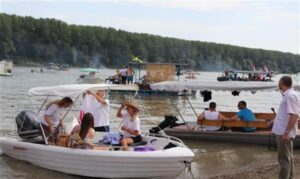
[
  {"xmin": 69, "ymin": 113, "xmax": 108, "ymax": 150},
  {"xmin": 230, "ymin": 101, "xmax": 256, "ymax": 132},
  {"xmin": 116, "ymin": 100, "xmax": 141, "ymax": 151},
  {"xmin": 80, "ymin": 90, "xmax": 110, "ymax": 132},
  {"xmin": 197, "ymin": 102, "xmax": 228, "ymax": 131},
  {"xmin": 39, "ymin": 97, "xmax": 73, "ymax": 144}
]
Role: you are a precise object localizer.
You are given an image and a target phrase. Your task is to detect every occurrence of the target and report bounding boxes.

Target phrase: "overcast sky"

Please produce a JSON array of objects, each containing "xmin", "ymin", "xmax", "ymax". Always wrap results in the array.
[{"xmin": 1, "ymin": 0, "xmax": 299, "ymax": 54}]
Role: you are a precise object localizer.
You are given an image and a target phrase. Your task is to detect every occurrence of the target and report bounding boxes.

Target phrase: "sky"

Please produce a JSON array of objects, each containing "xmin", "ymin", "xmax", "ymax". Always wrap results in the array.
[{"xmin": 0, "ymin": 0, "xmax": 299, "ymax": 54}]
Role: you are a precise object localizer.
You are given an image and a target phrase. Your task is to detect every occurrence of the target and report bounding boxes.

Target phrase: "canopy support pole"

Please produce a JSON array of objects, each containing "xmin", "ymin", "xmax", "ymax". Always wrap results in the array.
[
  {"xmin": 169, "ymin": 99, "xmax": 191, "ymax": 131},
  {"xmin": 185, "ymin": 95, "xmax": 198, "ymax": 118},
  {"xmin": 135, "ymin": 92, "xmax": 151, "ymax": 117},
  {"xmin": 37, "ymin": 96, "xmax": 49, "ymax": 145}
]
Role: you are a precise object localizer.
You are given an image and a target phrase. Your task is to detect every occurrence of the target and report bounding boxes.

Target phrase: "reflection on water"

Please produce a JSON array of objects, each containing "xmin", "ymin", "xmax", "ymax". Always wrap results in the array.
[{"xmin": 0, "ymin": 67, "xmax": 297, "ymax": 178}]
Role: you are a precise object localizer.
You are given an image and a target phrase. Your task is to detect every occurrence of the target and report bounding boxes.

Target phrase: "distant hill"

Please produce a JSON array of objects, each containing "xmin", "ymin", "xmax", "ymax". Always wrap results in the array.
[{"xmin": 0, "ymin": 13, "xmax": 299, "ymax": 72}]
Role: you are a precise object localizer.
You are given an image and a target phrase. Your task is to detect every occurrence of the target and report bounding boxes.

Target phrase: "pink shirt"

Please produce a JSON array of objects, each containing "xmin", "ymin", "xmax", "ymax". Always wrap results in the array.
[{"xmin": 272, "ymin": 88, "xmax": 300, "ymax": 138}]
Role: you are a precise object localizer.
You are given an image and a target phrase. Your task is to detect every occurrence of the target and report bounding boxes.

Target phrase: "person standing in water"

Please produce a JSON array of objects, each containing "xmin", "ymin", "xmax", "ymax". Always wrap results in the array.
[{"xmin": 272, "ymin": 75, "xmax": 300, "ymax": 179}]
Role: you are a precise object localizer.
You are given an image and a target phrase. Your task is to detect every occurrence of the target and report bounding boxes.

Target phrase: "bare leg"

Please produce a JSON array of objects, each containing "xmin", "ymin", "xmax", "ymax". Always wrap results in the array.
[{"xmin": 121, "ymin": 138, "xmax": 134, "ymax": 151}]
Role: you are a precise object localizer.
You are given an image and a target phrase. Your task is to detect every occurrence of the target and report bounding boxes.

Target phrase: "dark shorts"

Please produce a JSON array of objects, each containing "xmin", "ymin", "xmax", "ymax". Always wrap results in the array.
[
  {"xmin": 130, "ymin": 135, "xmax": 142, "ymax": 143},
  {"xmin": 94, "ymin": 126, "xmax": 110, "ymax": 132},
  {"xmin": 127, "ymin": 76, "xmax": 133, "ymax": 82},
  {"xmin": 121, "ymin": 76, "xmax": 127, "ymax": 84}
]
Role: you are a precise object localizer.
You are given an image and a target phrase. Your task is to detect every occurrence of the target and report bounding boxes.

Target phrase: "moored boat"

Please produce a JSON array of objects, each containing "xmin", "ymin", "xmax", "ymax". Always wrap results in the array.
[
  {"xmin": 150, "ymin": 80, "xmax": 300, "ymax": 148},
  {"xmin": 0, "ymin": 84, "xmax": 194, "ymax": 178}
]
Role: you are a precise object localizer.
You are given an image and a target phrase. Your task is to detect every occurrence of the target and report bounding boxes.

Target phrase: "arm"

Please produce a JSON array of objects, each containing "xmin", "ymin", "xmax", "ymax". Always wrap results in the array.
[
  {"xmin": 230, "ymin": 115, "xmax": 240, "ymax": 121},
  {"xmin": 197, "ymin": 112, "xmax": 205, "ymax": 120},
  {"xmin": 283, "ymin": 114, "xmax": 299, "ymax": 141},
  {"xmin": 283, "ymin": 95, "xmax": 300, "ymax": 141},
  {"xmin": 219, "ymin": 113, "xmax": 228, "ymax": 121},
  {"xmin": 44, "ymin": 115, "xmax": 54, "ymax": 126},
  {"xmin": 116, "ymin": 104, "xmax": 125, "ymax": 118},
  {"xmin": 96, "ymin": 96, "xmax": 107, "ymax": 105},
  {"xmin": 121, "ymin": 126, "xmax": 140, "ymax": 136}
]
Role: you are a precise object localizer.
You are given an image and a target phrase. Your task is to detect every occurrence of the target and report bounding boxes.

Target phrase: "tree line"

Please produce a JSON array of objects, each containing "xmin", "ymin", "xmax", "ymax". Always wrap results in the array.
[{"xmin": 0, "ymin": 13, "xmax": 299, "ymax": 73}]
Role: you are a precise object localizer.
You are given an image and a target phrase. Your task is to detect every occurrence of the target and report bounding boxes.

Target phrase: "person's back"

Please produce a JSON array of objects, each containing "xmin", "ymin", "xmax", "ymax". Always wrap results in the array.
[
  {"xmin": 236, "ymin": 105, "xmax": 256, "ymax": 132},
  {"xmin": 204, "ymin": 110, "xmax": 220, "ymax": 131},
  {"xmin": 197, "ymin": 102, "xmax": 227, "ymax": 131}
]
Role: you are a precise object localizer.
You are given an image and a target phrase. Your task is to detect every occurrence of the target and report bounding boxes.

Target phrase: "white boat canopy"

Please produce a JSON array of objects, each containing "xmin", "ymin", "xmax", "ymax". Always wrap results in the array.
[
  {"xmin": 28, "ymin": 84, "xmax": 139, "ymax": 97},
  {"xmin": 150, "ymin": 80, "xmax": 279, "ymax": 92}
]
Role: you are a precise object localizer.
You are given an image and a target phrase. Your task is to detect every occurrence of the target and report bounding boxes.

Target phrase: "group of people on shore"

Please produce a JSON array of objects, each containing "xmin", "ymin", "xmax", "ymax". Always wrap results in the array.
[
  {"xmin": 38, "ymin": 90, "xmax": 141, "ymax": 151},
  {"xmin": 198, "ymin": 75, "xmax": 299, "ymax": 179}
]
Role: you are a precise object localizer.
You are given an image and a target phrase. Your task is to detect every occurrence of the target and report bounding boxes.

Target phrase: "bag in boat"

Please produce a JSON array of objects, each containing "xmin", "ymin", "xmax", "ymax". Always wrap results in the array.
[{"xmin": 103, "ymin": 132, "xmax": 121, "ymax": 145}]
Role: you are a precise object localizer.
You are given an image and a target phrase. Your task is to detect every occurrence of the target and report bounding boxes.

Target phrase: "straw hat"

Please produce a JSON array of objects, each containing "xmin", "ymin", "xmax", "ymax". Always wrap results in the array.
[{"xmin": 124, "ymin": 100, "xmax": 140, "ymax": 111}]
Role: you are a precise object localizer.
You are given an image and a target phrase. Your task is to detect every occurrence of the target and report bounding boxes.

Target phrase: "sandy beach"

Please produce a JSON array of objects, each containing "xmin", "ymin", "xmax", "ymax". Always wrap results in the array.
[{"xmin": 210, "ymin": 156, "xmax": 300, "ymax": 179}]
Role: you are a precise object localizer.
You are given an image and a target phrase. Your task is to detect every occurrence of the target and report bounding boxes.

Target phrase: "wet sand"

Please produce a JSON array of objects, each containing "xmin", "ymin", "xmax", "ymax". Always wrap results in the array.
[{"xmin": 210, "ymin": 156, "xmax": 300, "ymax": 179}]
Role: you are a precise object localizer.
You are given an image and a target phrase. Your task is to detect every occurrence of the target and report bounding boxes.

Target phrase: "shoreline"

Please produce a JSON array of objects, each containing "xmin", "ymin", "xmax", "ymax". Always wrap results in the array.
[{"xmin": 209, "ymin": 156, "xmax": 300, "ymax": 179}]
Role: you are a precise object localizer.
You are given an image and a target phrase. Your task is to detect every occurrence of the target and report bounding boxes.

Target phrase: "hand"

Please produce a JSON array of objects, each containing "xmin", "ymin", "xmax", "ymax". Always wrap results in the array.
[
  {"xmin": 121, "ymin": 125, "xmax": 128, "ymax": 131},
  {"xmin": 282, "ymin": 133, "xmax": 289, "ymax": 142}
]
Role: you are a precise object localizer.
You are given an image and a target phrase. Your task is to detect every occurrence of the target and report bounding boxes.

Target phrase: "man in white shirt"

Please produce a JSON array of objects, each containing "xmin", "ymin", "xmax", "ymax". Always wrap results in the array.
[
  {"xmin": 272, "ymin": 75, "xmax": 300, "ymax": 179},
  {"xmin": 196, "ymin": 102, "xmax": 228, "ymax": 131},
  {"xmin": 119, "ymin": 66, "xmax": 128, "ymax": 84}
]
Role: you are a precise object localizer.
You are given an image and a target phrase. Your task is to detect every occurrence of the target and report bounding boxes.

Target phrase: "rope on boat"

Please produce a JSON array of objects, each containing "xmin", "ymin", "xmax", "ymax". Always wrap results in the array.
[{"xmin": 184, "ymin": 160, "xmax": 196, "ymax": 179}]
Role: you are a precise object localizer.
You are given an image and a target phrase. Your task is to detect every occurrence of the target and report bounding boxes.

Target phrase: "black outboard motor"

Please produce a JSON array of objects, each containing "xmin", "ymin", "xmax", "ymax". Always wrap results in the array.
[
  {"xmin": 15, "ymin": 110, "xmax": 41, "ymax": 139},
  {"xmin": 149, "ymin": 115, "xmax": 185, "ymax": 134}
]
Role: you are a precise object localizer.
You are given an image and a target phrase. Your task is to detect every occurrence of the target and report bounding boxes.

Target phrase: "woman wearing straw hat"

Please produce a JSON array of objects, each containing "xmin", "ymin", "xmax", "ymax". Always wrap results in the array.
[{"xmin": 117, "ymin": 100, "xmax": 141, "ymax": 151}]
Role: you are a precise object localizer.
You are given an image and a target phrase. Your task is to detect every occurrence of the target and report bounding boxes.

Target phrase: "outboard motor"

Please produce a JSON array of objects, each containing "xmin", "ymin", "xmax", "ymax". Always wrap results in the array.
[
  {"xmin": 149, "ymin": 115, "xmax": 185, "ymax": 134},
  {"xmin": 15, "ymin": 110, "xmax": 41, "ymax": 139}
]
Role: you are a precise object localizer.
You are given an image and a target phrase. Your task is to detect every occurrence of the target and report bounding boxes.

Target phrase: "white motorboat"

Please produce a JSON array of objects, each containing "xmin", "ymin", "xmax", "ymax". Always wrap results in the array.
[{"xmin": 0, "ymin": 84, "xmax": 194, "ymax": 178}]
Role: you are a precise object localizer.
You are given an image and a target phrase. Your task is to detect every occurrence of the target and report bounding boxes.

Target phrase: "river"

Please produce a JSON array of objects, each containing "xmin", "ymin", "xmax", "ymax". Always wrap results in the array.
[{"xmin": 0, "ymin": 67, "xmax": 299, "ymax": 179}]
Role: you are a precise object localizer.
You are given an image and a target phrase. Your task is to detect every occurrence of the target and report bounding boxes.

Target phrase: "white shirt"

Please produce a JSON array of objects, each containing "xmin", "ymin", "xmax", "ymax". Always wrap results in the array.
[
  {"xmin": 272, "ymin": 88, "xmax": 300, "ymax": 138},
  {"xmin": 39, "ymin": 104, "xmax": 64, "ymax": 127},
  {"xmin": 121, "ymin": 111, "xmax": 140, "ymax": 138},
  {"xmin": 204, "ymin": 111, "xmax": 221, "ymax": 131},
  {"xmin": 93, "ymin": 99, "xmax": 110, "ymax": 127},
  {"xmin": 120, "ymin": 68, "xmax": 127, "ymax": 76},
  {"xmin": 80, "ymin": 95, "xmax": 110, "ymax": 127}
]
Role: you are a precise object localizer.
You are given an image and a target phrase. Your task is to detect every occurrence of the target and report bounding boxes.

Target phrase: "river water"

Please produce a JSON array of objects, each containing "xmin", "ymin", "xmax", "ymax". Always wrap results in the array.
[{"xmin": 0, "ymin": 67, "xmax": 299, "ymax": 179}]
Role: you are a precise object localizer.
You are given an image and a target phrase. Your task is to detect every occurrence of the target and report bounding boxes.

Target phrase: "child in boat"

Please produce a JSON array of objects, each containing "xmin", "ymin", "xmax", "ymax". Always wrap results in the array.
[
  {"xmin": 196, "ymin": 102, "xmax": 228, "ymax": 131},
  {"xmin": 116, "ymin": 100, "xmax": 141, "ymax": 151},
  {"xmin": 69, "ymin": 113, "xmax": 108, "ymax": 150},
  {"xmin": 39, "ymin": 97, "xmax": 73, "ymax": 144},
  {"xmin": 230, "ymin": 101, "xmax": 256, "ymax": 132}
]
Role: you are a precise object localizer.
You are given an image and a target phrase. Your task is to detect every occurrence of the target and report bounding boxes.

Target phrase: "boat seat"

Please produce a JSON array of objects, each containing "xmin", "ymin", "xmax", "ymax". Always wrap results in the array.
[
  {"xmin": 220, "ymin": 111, "xmax": 275, "ymax": 120},
  {"xmin": 129, "ymin": 141, "xmax": 147, "ymax": 146},
  {"xmin": 197, "ymin": 119, "xmax": 272, "ymax": 129}
]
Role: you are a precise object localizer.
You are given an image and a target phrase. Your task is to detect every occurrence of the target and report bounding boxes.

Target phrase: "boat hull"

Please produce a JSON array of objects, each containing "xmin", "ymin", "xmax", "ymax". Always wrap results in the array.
[
  {"xmin": 0, "ymin": 137, "xmax": 194, "ymax": 178},
  {"xmin": 164, "ymin": 128, "xmax": 300, "ymax": 148}
]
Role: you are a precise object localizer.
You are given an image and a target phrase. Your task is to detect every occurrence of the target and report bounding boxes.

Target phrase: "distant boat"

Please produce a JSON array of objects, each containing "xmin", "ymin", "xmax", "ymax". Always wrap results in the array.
[
  {"xmin": 76, "ymin": 68, "xmax": 104, "ymax": 84},
  {"xmin": 217, "ymin": 69, "xmax": 277, "ymax": 82},
  {"xmin": 44, "ymin": 63, "xmax": 69, "ymax": 71},
  {"xmin": 0, "ymin": 60, "xmax": 13, "ymax": 76}
]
